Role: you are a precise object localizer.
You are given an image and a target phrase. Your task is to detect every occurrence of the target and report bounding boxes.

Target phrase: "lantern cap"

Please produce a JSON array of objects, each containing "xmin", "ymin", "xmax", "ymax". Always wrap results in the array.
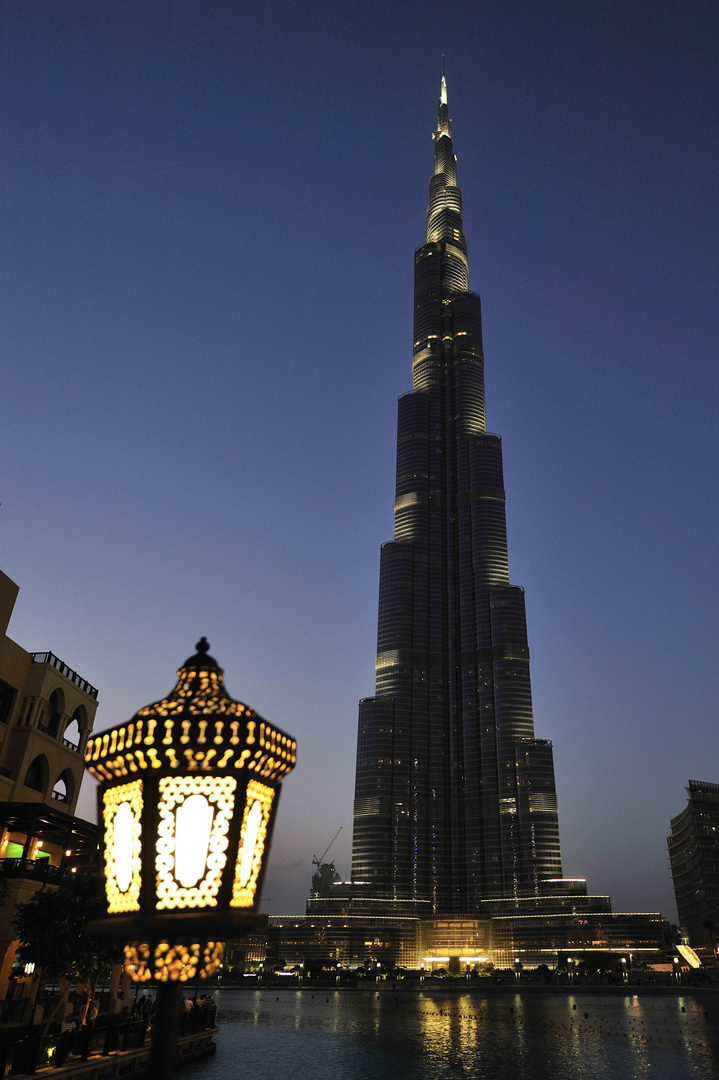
[
  {"xmin": 182, "ymin": 636, "xmax": 220, "ymax": 670},
  {"xmin": 84, "ymin": 639, "xmax": 297, "ymax": 784}
]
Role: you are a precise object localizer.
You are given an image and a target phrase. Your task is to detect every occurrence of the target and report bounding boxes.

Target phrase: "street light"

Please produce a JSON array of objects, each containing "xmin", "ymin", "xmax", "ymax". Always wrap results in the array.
[{"xmin": 85, "ymin": 639, "xmax": 296, "ymax": 1077}]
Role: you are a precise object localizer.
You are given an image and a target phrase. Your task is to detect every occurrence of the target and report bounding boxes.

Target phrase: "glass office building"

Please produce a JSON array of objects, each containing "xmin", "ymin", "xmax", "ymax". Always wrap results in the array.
[{"xmin": 668, "ymin": 780, "xmax": 719, "ymax": 963}]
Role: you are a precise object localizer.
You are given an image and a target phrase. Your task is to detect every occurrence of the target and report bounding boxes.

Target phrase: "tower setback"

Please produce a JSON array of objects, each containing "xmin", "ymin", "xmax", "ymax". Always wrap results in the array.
[{"xmin": 351, "ymin": 71, "xmax": 564, "ymax": 913}]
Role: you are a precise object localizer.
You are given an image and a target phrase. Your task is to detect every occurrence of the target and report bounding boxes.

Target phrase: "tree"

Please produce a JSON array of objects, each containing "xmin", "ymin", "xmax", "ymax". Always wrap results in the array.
[{"xmin": 13, "ymin": 870, "xmax": 121, "ymax": 1016}]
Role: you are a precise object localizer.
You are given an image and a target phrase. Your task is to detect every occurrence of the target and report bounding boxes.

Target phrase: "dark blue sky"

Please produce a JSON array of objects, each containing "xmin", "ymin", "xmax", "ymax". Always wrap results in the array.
[{"xmin": 1, "ymin": 1, "xmax": 717, "ymax": 919}]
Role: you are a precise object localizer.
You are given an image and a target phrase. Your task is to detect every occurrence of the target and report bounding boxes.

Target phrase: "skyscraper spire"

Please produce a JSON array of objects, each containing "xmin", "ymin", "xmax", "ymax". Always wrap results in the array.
[
  {"xmin": 351, "ymin": 76, "xmax": 564, "ymax": 913},
  {"xmin": 436, "ymin": 60, "xmax": 452, "ymax": 144}
]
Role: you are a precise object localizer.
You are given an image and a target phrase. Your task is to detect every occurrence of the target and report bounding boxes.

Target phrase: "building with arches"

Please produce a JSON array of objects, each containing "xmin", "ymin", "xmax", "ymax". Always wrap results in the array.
[{"xmin": 0, "ymin": 570, "xmax": 99, "ymax": 1002}]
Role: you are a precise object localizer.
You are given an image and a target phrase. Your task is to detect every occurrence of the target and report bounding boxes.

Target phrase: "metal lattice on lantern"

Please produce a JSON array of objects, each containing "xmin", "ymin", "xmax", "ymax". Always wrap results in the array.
[{"xmin": 85, "ymin": 638, "xmax": 296, "ymax": 982}]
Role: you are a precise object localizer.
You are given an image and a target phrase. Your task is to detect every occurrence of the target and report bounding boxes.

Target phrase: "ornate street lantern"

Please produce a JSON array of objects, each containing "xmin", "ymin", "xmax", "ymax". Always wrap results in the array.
[{"xmin": 84, "ymin": 638, "xmax": 296, "ymax": 984}]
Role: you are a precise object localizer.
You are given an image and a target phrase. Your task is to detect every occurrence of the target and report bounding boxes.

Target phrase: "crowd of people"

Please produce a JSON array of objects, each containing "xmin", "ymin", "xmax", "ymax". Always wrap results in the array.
[{"xmin": 54, "ymin": 987, "xmax": 216, "ymax": 1036}]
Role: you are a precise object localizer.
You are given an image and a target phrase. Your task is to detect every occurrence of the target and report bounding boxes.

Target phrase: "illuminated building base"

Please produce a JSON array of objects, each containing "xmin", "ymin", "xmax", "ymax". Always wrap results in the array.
[{"xmin": 258, "ymin": 906, "xmax": 665, "ymax": 973}]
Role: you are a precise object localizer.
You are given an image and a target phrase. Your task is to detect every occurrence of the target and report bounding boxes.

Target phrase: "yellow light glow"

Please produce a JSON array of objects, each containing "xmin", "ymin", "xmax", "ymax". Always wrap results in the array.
[
  {"xmin": 85, "ymin": 704, "xmax": 297, "ymax": 785},
  {"xmin": 102, "ymin": 780, "xmax": 143, "ymax": 913},
  {"xmin": 239, "ymin": 801, "xmax": 263, "ymax": 887},
  {"xmin": 123, "ymin": 940, "xmax": 224, "ymax": 983},
  {"xmin": 677, "ymin": 944, "xmax": 702, "ymax": 969},
  {"xmin": 175, "ymin": 793, "xmax": 214, "ymax": 888},
  {"xmin": 114, "ymin": 802, "xmax": 135, "ymax": 893},
  {"xmin": 231, "ymin": 780, "xmax": 274, "ymax": 908},
  {"xmin": 156, "ymin": 775, "xmax": 236, "ymax": 911}
]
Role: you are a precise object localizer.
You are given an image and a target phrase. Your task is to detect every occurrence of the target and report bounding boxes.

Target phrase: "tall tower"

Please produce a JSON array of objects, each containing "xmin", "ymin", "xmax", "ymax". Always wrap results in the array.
[{"xmin": 352, "ymin": 70, "xmax": 563, "ymax": 913}]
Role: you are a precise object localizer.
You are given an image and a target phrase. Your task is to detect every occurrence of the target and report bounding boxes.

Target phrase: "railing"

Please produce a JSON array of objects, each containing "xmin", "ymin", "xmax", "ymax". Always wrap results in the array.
[
  {"xmin": 30, "ymin": 653, "xmax": 99, "ymax": 700},
  {"xmin": 0, "ymin": 857, "xmax": 64, "ymax": 883},
  {"xmin": 0, "ymin": 1005, "xmax": 217, "ymax": 1075},
  {"xmin": 36, "ymin": 723, "xmax": 80, "ymax": 751}
]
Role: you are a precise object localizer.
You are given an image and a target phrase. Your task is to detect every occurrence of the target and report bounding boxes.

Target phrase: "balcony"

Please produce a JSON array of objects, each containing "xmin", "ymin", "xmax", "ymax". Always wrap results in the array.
[
  {"xmin": 0, "ymin": 858, "xmax": 65, "ymax": 884},
  {"xmin": 30, "ymin": 653, "xmax": 98, "ymax": 700}
]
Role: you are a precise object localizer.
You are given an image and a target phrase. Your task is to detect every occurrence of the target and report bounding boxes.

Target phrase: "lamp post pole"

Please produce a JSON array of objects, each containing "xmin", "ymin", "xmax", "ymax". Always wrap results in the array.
[{"xmin": 149, "ymin": 982, "xmax": 182, "ymax": 1080}]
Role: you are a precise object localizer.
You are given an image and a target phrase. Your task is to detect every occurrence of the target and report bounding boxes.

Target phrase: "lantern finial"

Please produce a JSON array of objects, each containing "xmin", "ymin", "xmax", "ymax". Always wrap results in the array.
[{"xmin": 182, "ymin": 637, "xmax": 219, "ymax": 670}]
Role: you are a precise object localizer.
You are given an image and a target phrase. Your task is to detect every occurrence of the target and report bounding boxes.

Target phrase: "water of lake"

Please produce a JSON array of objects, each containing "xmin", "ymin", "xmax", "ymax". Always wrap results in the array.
[{"xmin": 183, "ymin": 987, "xmax": 719, "ymax": 1079}]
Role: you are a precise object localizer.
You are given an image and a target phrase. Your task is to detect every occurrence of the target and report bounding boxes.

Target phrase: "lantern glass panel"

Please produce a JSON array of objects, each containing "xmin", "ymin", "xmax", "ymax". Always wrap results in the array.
[
  {"xmin": 102, "ymin": 779, "xmax": 143, "ymax": 913},
  {"xmin": 231, "ymin": 779, "xmax": 274, "ymax": 908},
  {"xmin": 156, "ymin": 775, "xmax": 236, "ymax": 911},
  {"xmin": 239, "ymin": 800, "xmax": 263, "ymax": 887},
  {"xmin": 175, "ymin": 793, "xmax": 214, "ymax": 888},
  {"xmin": 114, "ymin": 802, "xmax": 134, "ymax": 892}
]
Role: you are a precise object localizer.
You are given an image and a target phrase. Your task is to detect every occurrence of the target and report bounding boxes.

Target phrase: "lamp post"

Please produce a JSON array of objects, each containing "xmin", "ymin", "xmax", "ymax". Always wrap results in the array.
[{"xmin": 84, "ymin": 639, "xmax": 296, "ymax": 1079}]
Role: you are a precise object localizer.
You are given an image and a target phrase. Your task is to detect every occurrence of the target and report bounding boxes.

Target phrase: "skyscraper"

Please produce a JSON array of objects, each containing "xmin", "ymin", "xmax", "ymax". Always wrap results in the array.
[
  {"xmin": 352, "ymin": 69, "xmax": 564, "ymax": 914},
  {"xmin": 668, "ymin": 781, "xmax": 719, "ymax": 963}
]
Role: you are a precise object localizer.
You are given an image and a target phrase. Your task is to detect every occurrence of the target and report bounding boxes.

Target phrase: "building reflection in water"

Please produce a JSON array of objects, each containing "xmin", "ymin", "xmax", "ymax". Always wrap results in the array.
[{"xmin": 199, "ymin": 990, "xmax": 719, "ymax": 1080}]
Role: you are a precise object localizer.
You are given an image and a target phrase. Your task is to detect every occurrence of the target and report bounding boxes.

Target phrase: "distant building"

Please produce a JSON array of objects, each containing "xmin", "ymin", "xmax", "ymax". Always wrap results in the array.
[
  {"xmin": 267, "ymin": 914, "xmax": 421, "ymax": 972},
  {"xmin": 0, "ymin": 570, "xmax": 99, "ymax": 999},
  {"xmin": 668, "ymin": 780, "xmax": 719, "ymax": 964}
]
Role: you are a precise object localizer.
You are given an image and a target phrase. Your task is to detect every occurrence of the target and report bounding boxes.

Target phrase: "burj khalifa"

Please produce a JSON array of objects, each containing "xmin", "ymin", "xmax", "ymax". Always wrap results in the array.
[{"xmin": 352, "ymin": 69, "xmax": 564, "ymax": 913}]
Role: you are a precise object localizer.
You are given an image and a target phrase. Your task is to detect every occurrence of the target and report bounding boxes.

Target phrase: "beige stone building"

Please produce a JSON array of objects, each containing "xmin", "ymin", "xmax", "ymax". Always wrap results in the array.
[{"xmin": 0, "ymin": 570, "xmax": 98, "ymax": 1003}]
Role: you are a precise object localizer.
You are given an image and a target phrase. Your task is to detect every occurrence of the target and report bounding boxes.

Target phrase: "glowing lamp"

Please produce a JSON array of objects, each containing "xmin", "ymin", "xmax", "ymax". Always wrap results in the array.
[{"xmin": 85, "ymin": 638, "xmax": 296, "ymax": 983}]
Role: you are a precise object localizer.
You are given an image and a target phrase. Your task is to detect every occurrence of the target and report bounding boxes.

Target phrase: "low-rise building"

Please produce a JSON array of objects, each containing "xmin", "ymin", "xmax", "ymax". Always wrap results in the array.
[{"xmin": 0, "ymin": 571, "xmax": 99, "ymax": 1001}]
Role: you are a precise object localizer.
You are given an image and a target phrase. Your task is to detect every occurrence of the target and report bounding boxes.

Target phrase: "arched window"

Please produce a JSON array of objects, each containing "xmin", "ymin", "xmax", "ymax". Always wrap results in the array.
[
  {"xmin": 24, "ymin": 756, "xmax": 47, "ymax": 793},
  {"xmin": 63, "ymin": 717, "xmax": 81, "ymax": 750},
  {"xmin": 52, "ymin": 770, "xmax": 72, "ymax": 803},
  {"xmin": 46, "ymin": 690, "xmax": 64, "ymax": 739}
]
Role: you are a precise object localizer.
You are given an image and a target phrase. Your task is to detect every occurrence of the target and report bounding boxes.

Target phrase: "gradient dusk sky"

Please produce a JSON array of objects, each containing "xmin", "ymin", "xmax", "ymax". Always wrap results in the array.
[{"xmin": 1, "ymin": 1, "xmax": 717, "ymax": 921}]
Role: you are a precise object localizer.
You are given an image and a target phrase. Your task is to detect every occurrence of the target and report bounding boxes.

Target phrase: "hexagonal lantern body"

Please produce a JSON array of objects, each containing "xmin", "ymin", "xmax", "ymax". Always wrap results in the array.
[{"xmin": 84, "ymin": 639, "xmax": 296, "ymax": 983}]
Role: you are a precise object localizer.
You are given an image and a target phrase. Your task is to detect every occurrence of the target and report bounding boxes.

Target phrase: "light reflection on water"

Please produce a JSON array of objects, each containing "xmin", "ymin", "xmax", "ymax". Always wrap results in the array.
[{"xmin": 182, "ymin": 988, "xmax": 719, "ymax": 1080}]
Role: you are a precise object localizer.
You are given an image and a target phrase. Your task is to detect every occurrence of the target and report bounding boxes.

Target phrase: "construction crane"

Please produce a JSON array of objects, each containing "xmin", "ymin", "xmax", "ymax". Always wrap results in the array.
[
  {"xmin": 312, "ymin": 826, "xmax": 342, "ymax": 868},
  {"xmin": 311, "ymin": 827, "xmax": 343, "ymax": 899}
]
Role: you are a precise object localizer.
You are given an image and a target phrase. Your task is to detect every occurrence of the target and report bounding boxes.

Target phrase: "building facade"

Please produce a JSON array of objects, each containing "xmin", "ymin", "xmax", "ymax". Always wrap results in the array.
[
  {"xmin": 668, "ymin": 780, "xmax": 719, "ymax": 964},
  {"xmin": 352, "ymin": 71, "xmax": 564, "ymax": 912},
  {"xmin": 0, "ymin": 571, "xmax": 99, "ymax": 1001}
]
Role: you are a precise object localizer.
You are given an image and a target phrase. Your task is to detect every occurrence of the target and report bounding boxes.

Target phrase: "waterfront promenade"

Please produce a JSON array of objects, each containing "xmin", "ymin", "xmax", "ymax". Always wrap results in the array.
[{"xmin": 0, "ymin": 1003, "xmax": 217, "ymax": 1078}]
